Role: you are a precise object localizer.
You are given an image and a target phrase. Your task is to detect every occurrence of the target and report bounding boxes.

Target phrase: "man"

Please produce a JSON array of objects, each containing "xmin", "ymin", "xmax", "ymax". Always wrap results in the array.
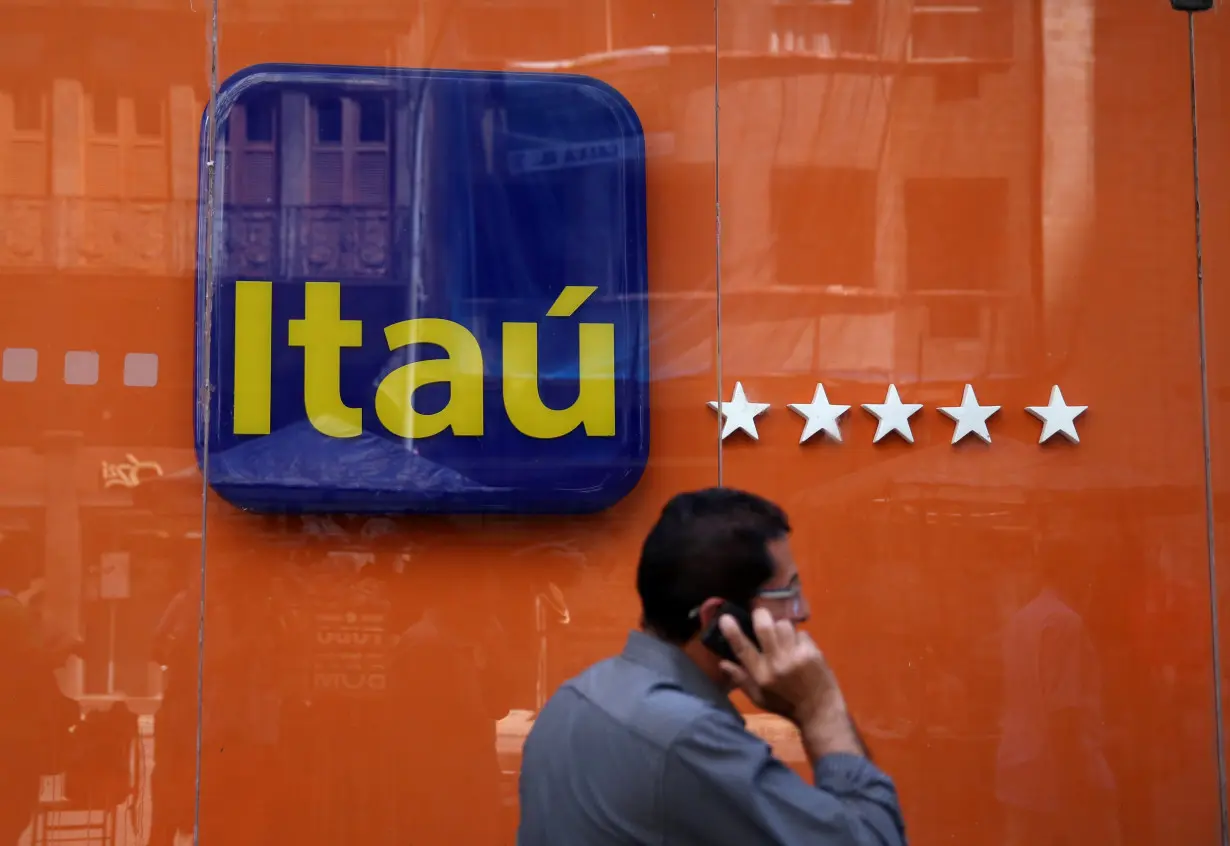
[
  {"xmin": 518, "ymin": 488, "xmax": 906, "ymax": 845},
  {"xmin": 996, "ymin": 546, "xmax": 1118, "ymax": 846},
  {"xmin": 0, "ymin": 579, "xmax": 80, "ymax": 844}
]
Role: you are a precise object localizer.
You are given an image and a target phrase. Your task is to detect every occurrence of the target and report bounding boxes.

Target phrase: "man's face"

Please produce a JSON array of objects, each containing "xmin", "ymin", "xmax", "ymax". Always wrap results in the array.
[
  {"xmin": 689, "ymin": 535, "xmax": 811, "ymax": 641},
  {"xmin": 750, "ymin": 537, "xmax": 810, "ymax": 626}
]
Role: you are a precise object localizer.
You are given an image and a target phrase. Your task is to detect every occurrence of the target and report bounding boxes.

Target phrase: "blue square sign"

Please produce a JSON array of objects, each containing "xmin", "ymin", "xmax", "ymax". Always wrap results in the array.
[{"xmin": 196, "ymin": 64, "xmax": 649, "ymax": 514}]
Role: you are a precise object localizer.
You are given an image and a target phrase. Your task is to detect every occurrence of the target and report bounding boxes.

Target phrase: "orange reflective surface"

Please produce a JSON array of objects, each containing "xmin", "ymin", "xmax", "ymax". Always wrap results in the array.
[{"xmin": 2, "ymin": 2, "xmax": 1229, "ymax": 845}]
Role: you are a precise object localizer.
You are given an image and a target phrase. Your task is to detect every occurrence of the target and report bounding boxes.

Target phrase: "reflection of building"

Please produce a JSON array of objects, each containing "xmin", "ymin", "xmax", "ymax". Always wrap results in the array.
[
  {"xmin": 1, "ymin": 0, "xmax": 1038, "ymax": 383},
  {"xmin": 221, "ymin": 88, "xmax": 396, "ymax": 285},
  {"xmin": 508, "ymin": 0, "xmax": 1036, "ymax": 385},
  {"xmin": 737, "ymin": 0, "xmax": 1033, "ymax": 387},
  {"xmin": 0, "ymin": 6, "xmax": 207, "ymax": 700},
  {"xmin": 0, "ymin": 442, "xmax": 199, "ymax": 701},
  {"xmin": 0, "ymin": 0, "xmax": 1040, "ymax": 696}
]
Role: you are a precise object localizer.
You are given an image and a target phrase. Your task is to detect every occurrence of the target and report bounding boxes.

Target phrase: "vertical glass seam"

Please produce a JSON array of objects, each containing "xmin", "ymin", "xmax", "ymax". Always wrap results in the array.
[
  {"xmin": 192, "ymin": 1, "xmax": 220, "ymax": 843},
  {"xmin": 714, "ymin": 0, "xmax": 724, "ymax": 485},
  {"xmin": 1187, "ymin": 14, "xmax": 1230, "ymax": 846}
]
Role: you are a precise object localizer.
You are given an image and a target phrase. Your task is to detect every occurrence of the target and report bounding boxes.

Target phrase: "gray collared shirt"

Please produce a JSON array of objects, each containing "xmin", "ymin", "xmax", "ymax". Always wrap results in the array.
[{"xmin": 518, "ymin": 630, "xmax": 907, "ymax": 845}]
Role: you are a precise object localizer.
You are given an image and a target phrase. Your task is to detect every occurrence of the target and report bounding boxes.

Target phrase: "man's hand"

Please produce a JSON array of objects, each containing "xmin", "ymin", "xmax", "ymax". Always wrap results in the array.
[{"xmin": 718, "ymin": 608, "xmax": 863, "ymax": 761}]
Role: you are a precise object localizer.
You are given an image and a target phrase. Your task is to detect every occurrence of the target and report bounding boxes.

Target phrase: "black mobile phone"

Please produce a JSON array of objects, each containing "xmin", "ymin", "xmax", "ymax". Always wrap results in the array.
[{"xmin": 699, "ymin": 601, "xmax": 761, "ymax": 664}]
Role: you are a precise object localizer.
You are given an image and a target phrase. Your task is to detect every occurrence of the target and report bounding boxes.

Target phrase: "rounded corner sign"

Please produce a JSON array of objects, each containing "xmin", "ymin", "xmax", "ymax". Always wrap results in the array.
[{"xmin": 194, "ymin": 64, "xmax": 650, "ymax": 515}]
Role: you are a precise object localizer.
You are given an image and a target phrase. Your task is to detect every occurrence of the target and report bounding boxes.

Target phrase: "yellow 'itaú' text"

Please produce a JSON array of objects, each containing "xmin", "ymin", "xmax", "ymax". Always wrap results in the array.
[{"xmin": 231, "ymin": 281, "xmax": 616, "ymax": 440}]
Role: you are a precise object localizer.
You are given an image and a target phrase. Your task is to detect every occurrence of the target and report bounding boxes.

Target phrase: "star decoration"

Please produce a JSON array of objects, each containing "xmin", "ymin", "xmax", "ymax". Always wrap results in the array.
[
  {"xmin": 862, "ymin": 384, "xmax": 923, "ymax": 444},
  {"xmin": 787, "ymin": 384, "xmax": 850, "ymax": 444},
  {"xmin": 938, "ymin": 383, "xmax": 1000, "ymax": 445},
  {"xmin": 1026, "ymin": 385, "xmax": 1087, "ymax": 444},
  {"xmin": 708, "ymin": 381, "xmax": 770, "ymax": 441}
]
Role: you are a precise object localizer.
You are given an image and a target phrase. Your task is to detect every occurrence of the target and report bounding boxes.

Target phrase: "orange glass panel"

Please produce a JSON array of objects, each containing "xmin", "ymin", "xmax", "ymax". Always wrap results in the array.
[
  {"xmin": 198, "ymin": 2, "xmax": 718, "ymax": 844},
  {"xmin": 0, "ymin": 4, "xmax": 211, "ymax": 845},
  {"xmin": 717, "ymin": 1, "xmax": 1221, "ymax": 844}
]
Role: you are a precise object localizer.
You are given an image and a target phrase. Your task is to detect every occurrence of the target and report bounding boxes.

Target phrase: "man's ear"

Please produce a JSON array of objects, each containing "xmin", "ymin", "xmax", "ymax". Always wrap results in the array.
[{"xmin": 695, "ymin": 597, "xmax": 726, "ymax": 632}]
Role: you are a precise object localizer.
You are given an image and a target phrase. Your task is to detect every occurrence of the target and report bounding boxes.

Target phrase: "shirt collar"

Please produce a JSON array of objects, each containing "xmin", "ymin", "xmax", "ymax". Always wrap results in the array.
[{"xmin": 620, "ymin": 629, "xmax": 743, "ymax": 722}]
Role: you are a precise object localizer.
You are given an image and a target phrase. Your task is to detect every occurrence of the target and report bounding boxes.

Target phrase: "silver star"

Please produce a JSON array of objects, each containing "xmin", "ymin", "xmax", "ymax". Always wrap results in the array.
[
  {"xmin": 862, "ymin": 384, "xmax": 923, "ymax": 444},
  {"xmin": 1026, "ymin": 385, "xmax": 1087, "ymax": 444},
  {"xmin": 708, "ymin": 382, "xmax": 770, "ymax": 441},
  {"xmin": 788, "ymin": 384, "xmax": 850, "ymax": 444},
  {"xmin": 938, "ymin": 384, "xmax": 1000, "ymax": 444}
]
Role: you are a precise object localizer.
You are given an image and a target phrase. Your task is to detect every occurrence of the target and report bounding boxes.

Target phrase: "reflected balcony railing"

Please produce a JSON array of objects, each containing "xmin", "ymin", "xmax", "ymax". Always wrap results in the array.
[
  {"xmin": 0, "ymin": 197, "xmax": 197, "ymax": 275},
  {"xmin": 0, "ymin": 199, "xmax": 399, "ymax": 279},
  {"xmin": 222, "ymin": 204, "xmax": 395, "ymax": 281},
  {"xmin": 0, "ymin": 197, "xmax": 1033, "ymax": 383}
]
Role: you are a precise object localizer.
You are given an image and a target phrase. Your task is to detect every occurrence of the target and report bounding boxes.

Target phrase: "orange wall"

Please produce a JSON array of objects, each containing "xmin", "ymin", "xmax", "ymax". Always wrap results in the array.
[{"xmin": 2, "ymin": 2, "xmax": 1229, "ymax": 845}]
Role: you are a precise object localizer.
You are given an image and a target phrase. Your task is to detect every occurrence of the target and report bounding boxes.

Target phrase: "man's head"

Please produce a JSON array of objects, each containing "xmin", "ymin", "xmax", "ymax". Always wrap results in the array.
[{"xmin": 636, "ymin": 487, "xmax": 808, "ymax": 652}]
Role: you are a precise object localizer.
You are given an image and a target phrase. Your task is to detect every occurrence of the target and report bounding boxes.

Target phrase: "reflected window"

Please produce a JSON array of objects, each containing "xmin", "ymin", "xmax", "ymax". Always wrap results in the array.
[
  {"xmin": 309, "ymin": 95, "xmax": 391, "ymax": 207},
  {"xmin": 910, "ymin": 0, "xmax": 1013, "ymax": 63},
  {"xmin": 771, "ymin": 166, "xmax": 876, "ymax": 289},
  {"xmin": 768, "ymin": 0, "xmax": 879, "ymax": 57},
  {"xmin": 133, "ymin": 93, "xmax": 163, "ymax": 138},
  {"xmin": 2, "ymin": 88, "xmax": 48, "ymax": 197},
  {"xmin": 245, "ymin": 94, "xmax": 276, "ymax": 143},
  {"xmin": 90, "ymin": 90, "xmax": 118, "ymax": 136},
  {"xmin": 85, "ymin": 87, "xmax": 169, "ymax": 200},
  {"xmin": 357, "ymin": 96, "xmax": 386, "ymax": 144},
  {"xmin": 904, "ymin": 176, "xmax": 1008, "ymax": 339},
  {"xmin": 129, "ymin": 93, "xmax": 169, "ymax": 201},
  {"xmin": 12, "ymin": 88, "xmax": 44, "ymax": 133},
  {"xmin": 315, "ymin": 96, "xmax": 343, "ymax": 144},
  {"xmin": 227, "ymin": 96, "xmax": 278, "ymax": 206}
]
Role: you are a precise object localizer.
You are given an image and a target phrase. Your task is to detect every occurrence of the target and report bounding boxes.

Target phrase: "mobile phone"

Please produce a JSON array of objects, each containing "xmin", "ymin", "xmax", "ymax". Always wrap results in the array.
[{"xmin": 699, "ymin": 601, "xmax": 761, "ymax": 664}]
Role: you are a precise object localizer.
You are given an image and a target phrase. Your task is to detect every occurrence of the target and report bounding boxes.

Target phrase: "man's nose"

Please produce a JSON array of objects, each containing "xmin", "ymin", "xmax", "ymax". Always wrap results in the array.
[{"xmin": 792, "ymin": 596, "xmax": 811, "ymax": 625}]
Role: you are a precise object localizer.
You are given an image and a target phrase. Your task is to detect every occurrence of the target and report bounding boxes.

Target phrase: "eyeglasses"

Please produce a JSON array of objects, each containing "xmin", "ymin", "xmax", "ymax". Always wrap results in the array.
[
  {"xmin": 755, "ymin": 574, "xmax": 801, "ymax": 603},
  {"xmin": 687, "ymin": 575, "xmax": 804, "ymax": 621},
  {"xmin": 755, "ymin": 575, "xmax": 804, "ymax": 616}
]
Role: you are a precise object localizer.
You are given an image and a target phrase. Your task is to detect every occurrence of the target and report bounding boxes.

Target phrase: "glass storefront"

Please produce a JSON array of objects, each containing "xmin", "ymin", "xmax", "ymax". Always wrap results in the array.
[{"xmin": 2, "ymin": 2, "xmax": 1229, "ymax": 844}]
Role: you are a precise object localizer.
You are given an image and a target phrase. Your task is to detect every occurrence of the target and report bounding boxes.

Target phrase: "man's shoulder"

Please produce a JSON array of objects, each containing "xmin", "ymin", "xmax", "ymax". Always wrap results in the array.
[{"xmin": 541, "ymin": 655, "xmax": 735, "ymax": 752}]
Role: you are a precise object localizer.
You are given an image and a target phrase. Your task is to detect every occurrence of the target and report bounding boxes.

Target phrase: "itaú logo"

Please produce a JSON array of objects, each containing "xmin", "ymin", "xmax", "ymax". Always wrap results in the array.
[
  {"xmin": 200, "ymin": 278, "xmax": 649, "ymax": 514},
  {"xmin": 232, "ymin": 282, "xmax": 616, "ymax": 442},
  {"xmin": 195, "ymin": 63, "xmax": 649, "ymax": 514}
]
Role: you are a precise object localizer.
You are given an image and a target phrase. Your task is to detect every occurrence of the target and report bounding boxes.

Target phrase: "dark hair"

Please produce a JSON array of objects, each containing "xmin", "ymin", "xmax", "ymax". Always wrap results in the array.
[{"xmin": 636, "ymin": 487, "xmax": 791, "ymax": 643}]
